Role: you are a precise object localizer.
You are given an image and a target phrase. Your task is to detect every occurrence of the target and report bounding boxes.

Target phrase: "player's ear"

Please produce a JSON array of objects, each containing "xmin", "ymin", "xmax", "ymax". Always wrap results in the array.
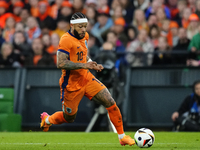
[{"xmin": 70, "ymin": 23, "xmax": 73, "ymax": 29}]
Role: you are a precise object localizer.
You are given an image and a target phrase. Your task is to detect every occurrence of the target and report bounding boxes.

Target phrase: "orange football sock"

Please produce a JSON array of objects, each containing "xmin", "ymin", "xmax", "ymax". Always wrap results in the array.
[
  {"xmin": 106, "ymin": 103, "xmax": 124, "ymax": 134},
  {"xmin": 48, "ymin": 111, "xmax": 68, "ymax": 124}
]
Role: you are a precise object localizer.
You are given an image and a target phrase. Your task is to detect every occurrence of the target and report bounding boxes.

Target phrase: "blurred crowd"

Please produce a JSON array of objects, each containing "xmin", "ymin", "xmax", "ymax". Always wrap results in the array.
[{"xmin": 0, "ymin": 0, "xmax": 200, "ymax": 68}]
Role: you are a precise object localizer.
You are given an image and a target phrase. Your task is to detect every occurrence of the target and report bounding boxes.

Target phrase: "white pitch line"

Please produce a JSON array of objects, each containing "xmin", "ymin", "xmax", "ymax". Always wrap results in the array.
[{"xmin": 0, "ymin": 143, "xmax": 187, "ymax": 145}]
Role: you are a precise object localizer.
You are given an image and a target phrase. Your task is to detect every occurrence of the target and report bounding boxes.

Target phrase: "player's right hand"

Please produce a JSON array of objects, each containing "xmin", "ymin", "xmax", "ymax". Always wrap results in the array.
[{"xmin": 84, "ymin": 61, "xmax": 97, "ymax": 70}]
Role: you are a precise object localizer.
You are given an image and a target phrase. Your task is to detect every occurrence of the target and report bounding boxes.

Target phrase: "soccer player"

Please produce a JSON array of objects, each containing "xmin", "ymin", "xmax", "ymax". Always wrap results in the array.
[{"xmin": 40, "ymin": 12, "xmax": 135, "ymax": 146}]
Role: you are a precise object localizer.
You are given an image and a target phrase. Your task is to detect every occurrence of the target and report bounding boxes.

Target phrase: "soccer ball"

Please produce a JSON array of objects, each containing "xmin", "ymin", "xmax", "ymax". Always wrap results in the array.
[{"xmin": 134, "ymin": 128, "xmax": 155, "ymax": 148}]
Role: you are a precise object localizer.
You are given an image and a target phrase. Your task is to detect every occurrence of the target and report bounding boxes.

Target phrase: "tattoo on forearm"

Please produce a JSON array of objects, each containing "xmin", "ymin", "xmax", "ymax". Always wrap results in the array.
[{"xmin": 57, "ymin": 51, "xmax": 86, "ymax": 70}]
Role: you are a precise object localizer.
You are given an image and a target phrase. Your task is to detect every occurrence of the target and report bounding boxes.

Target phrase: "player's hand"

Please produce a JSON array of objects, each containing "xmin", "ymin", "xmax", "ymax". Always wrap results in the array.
[
  {"xmin": 94, "ymin": 64, "xmax": 104, "ymax": 72},
  {"xmin": 171, "ymin": 112, "xmax": 179, "ymax": 121},
  {"xmin": 84, "ymin": 61, "xmax": 97, "ymax": 69}
]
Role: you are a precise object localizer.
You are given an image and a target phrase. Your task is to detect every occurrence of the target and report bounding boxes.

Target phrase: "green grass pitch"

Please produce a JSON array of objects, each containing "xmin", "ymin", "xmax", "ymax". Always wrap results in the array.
[{"xmin": 0, "ymin": 132, "xmax": 199, "ymax": 150}]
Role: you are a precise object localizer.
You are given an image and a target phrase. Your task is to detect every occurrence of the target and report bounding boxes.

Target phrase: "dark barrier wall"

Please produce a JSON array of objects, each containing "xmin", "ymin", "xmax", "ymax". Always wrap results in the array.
[
  {"xmin": 0, "ymin": 67, "xmax": 199, "ymax": 129},
  {"xmin": 123, "ymin": 67, "xmax": 200, "ymax": 128}
]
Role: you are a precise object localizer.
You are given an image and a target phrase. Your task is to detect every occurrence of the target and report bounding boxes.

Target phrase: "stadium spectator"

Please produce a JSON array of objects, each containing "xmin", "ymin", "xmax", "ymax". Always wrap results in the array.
[
  {"xmin": 173, "ymin": 27, "xmax": 190, "ymax": 64},
  {"xmin": 26, "ymin": 16, "xmax": 41, "ymax": 43},
  {"xmin": 53, "ymin": 17, "xmax": 69, "ymax": 38},
  {"xmin": 187, "ymin": 14, "xmax": 199, "ymax": 40},
  {"xmin": 133, "ymin": 0, "xmax": 150, "ymax": 11},
  {"xmin": 3, "ymin": 16, "xmax": 16, "ymax": 42},
  {"xmin": 110, "ymin": 5, "xmax": 124, "ymax": 22},
  {"xmin": 132, "ymin": 9, "xmax": 148, "ymax": 32},
  {"xmin": 58, "ymin": 1, "xmax": 73, "ymax": 21},
  {"xmin": 19, "ymin": 8, "xmax": 30, "ymax": 26},
  {"xmin": 24, "ymin": 38, "xmax": 55, "ymax": 67},
  {"xmin": 91, "ymin": 12, "xmax": 113, "ymax": 44},
  {"xmin": 47, "ymin": 33, "xmax": 60, "ymax": 64},
  {"xmin": 152, "ymin": 36, "xmax": 173, "ymax": 66},
  {"xmin": 195, "ymin": 0, "xmax": 200, "ymax": 18},
  {"xmin": 126, "ymin": 29, "xmax": 154, "ymax": 66},
  {"xmin": 188, "ymin": 23, "xmax": 200, "ymax": 61},
  {"xmin": 156, "ymin": 7, "xmax": 168, "ymax": 28},
  {"xmin": 181, "ymin": 7, "xmax": 192, "ymax": 29},
  {"xmin": 169, "ymin": 21, "xmax": 179, "ymax": 47},
  {"xmin": 118, "ymin": 0, "xmax": 134, "ymax": 24},
  {"xmin": 0, "ymin": 42, "xmax": 21, "ymax": 67},
  {"xmin": 188, "ymin": 0, "xmax": 196, "ymax": 13},
  {"xmin": 160, "ymin": 19, "xmax": 173, "ymax": 47},
  {"xmin": 72, "ymin": 0, "xmax": 86, "ymax": 14},
  {"xmin": 173, "ymin": 0, "xmax": 187, "ymax": 27},
  {"xmin": 0, "ymin": 27, "xmax": 5, "ymax": 48},
  {"xmin": 167, "ymin": 0, "xmax": 179, "ymax": 20},
  {"xmin": 29, "ymin": 0, "xmax": 39, "ymax": 17},
  {"xmin": 145, "ymin": 0, "xmax": 170, "ymax": 19},
  {"xmin": 97, "ymin": 0, "xmax": 109, "ymax": 15},
  {"xmin": 50, "ymin": 0, "xmax": 64, "ymax": 20},
  {"xmin": 125, "ymin": 25, "xmax": 138, "ymax": 47},
  {"xmin": 87, "ymin": 34, "xmax": 99, "ymax": 59},
  {"xmin": 171, "ymin": 80, "xmax": 200, "ymax": 131},
  {"xmin": 147, "ymin": 14, "xmax": 158, "ymax": 27},
  {"xmin": 13, "ymin": 31, "xmax": 31, "ymax": 57},
  {"xmin": 12, "ymin": 1, "xmax": 24, "ymax": 22},
  {"xmin": 149, "ymin": 24, "xmax": 160, "ymax": 48},
  {"xmin": 85, "ymin": 6, "xmax": 97, "ymax": 26},
  {"xmin": 36, "ymin": 1, "xmax": 56, "ymax": 30},
  {"xmin": 42, "ymin": 33, "xmax": 51, "ymax": 50},
  {"xmin": 15, "ymin": 22, "xmax": 25, "ymax": 32}
]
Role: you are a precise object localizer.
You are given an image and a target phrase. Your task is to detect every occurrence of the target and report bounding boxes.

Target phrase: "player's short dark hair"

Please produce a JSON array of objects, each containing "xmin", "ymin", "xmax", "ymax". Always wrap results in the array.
[
  {"xmin": 193, "ymin": 80, "xmax": 200, "ymax": 92},
  {"xmin": 71, "ymin": 12, "xmax": 87, "ymax": 20}
]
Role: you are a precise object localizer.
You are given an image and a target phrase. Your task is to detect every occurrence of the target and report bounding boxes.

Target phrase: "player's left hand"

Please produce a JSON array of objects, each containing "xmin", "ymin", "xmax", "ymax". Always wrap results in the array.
[{"xmin": 94, "ymin": 64, "xmax": 104, "ymax": 72}]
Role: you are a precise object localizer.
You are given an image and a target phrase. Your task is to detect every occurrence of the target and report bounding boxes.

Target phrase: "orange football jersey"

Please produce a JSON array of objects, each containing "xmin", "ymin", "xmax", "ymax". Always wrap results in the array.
[{"xmin": 58, "ymin": 31, "xmax": 91, "ymax": 91}]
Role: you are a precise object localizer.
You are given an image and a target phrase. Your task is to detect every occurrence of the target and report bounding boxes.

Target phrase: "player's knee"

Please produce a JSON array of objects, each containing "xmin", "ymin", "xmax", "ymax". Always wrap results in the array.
[{"xmin": 63, "ymin": 112, "xmax": 76, "ymax": 123}]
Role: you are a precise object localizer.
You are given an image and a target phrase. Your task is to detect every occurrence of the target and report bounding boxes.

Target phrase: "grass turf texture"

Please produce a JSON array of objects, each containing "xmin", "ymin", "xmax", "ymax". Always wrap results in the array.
[{"xmin": 0, "ymin": 132, "xmax": 199, "ymax": 150}]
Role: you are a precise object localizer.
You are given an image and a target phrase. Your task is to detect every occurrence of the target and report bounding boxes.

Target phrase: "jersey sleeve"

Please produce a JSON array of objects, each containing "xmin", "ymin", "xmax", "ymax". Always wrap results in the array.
[{"xmin": 58, "ymin": 35, "xmax": 72, "ymax": 55}]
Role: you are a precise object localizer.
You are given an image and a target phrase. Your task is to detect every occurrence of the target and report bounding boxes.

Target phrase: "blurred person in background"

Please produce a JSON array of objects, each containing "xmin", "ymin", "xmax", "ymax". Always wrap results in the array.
[
  {"xmin": 3, "ymin": 16, "xmax": 16, "ymax": 42},
  {"xmin": 110, "ymin": 5, "xmax": 124, "ymax": 22},
  {"xmin": 166, "ymin": 0, "xmax": 179, "ymax": 20},
  {"xmin": 36, "ymin": 1, "xmax": 56, "ymax": 30},
  {"xmin": 0, "ymin": 27, "xmax": 5, "ymax": 48},
  {"xmin": 160, "ymin": 19, "xmax": 173, "ymax": 47},
  {"xmin": 86, "ymin": 6, "xmax": 97, "ymax": 25},
  {"xmin": 12, "ymin": 1, "xmax": 24, "ymax": 22},
  {"xmin": 145, "ymin": 0, "xmax": 170, "ymax": 19},
  {"xmin": 13, "ymin": 31, "xmax": 31, "ymax": 57},
  {"xmin": 188, "ymin": 0, "xmax": 196, "ymax": 13},
  {"xmin": 53, "ymin": 17, "xmax": 70, "ymax": 38},
  {"xmin": 125, "ymin": 25, "xmax": 138, "ymax": 47},
  {"xmin": 50, "ymin": 0, "xmax": 64, "ymax": 20},
  {"xmin": 24, "ymin": 38, "xmax": 55, "ymax": 67},
  {"xmin": 173, "ymin": 27, "xmax": 190, "ymax": 65},
  {"xmin": 133, "ymin": 0, "xmax": 150, "ymax": 11},
  {"xmin": 126, "ymin": 29, "xmax": 154, "ymax": 67},
  {"xmin": 187, "ymin": 14, "xmax": 199, "ymax": 40},
  {"xmin": 15, "ymin": 22, "xmax": 25, "ymax": 32},
  {"xmin": 97, "ymin": 0, "xmax": 109, "ymax": 14},
  {"xmin": 0, "ymin": 42, "xmax": 21, "ymax": 67},
  {"xmin": 28, "ymin": 0, "xmax": 39, "ymax": 18},
  {"xmin": 147, "ymin": 14, "xmax": 158, "ymax": 27},
  {"xmin": 195, "ymin": 0, "xmax": 200, "ymax": 18},
  {"xmin": 187, "ymin": 23, "xmax": 200, "ymax": 63},
  {"xmin": 0, "ymin": 1, "xmax": 10, "ymax": 28},
  {"xmin": 169, "ymin": 21, "xmax": 179, "ymax": 47},
  {"xmin": 72, "ymin": 0, "xmax": 86, "ymax": 14},
  {"xmin": 156, "ymin": 7, "xmax": 168, "ymax": 28},
  {"xmin": 42, "ymin": 33, "xmax": 51, "ymax": 50},
  {"xmin": 26, "ymin": 16, "xmax": 41, "ymax": 43},
  {"xmin": 19, "ymin": 8, "xmax": 30, "ymax": 26},
  {"xmin": 152, "ymin": 36, "xmax": 173, "ymax": 66},
  {"xmin": 171, "ymin": 80, "xmax": 200, "ymax": 131},
  {"xmin": 91, "ymin": 12, "xmax": 113, "ymax": 44},
  {"xmin": 132, "ymin": 9, "xmax": 148, "ymax": 32},
  {"xmin": 47, "ymin": 33, "xmax": 60, "ymax": 64},
  {"xmin": 58, "ymin": 1, "xmax": 73, "ymax": 21},
  {"xmin": 87, "ymin": 34, "xmax": 100, "ymax": 60},
  {"xmin": 173, "ymin": 0, "xmax": 187, "ymax": 27},
  {"xmin": 181, "ymin": 7, "xmax": 192, "ymax": 29},
  {"xmin": 149, "ymin": 24, "xmax": 160, "ymax": 49}
]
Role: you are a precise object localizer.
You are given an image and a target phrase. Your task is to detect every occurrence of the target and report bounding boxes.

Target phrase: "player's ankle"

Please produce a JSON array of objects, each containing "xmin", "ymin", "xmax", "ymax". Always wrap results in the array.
[
  {"xmin": 45, "ymin": 116, "xmax": 51, "ymax": 125},
  {"xmin": 118, "ymin": 133, "xmax": 125, "ymax": 140}
]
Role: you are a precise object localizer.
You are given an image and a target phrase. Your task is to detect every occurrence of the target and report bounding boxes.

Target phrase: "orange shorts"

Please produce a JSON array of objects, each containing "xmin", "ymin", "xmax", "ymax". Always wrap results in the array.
[{"xmin": 60, "ymin": 75, "xmax": 106, "ymax": 116}]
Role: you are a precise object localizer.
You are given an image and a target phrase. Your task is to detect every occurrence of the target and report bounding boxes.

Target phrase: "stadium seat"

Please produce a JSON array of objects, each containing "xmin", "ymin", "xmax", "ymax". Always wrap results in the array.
[{"xmin": 0, "ymin": 88, "xmax": 22, "ymax": 131}]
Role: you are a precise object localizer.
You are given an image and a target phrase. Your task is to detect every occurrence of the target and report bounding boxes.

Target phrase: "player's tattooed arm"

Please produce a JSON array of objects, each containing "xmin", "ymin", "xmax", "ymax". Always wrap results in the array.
[{"xmin": 57, "ymin": 51, "xmax": 97, "ymax": 70}]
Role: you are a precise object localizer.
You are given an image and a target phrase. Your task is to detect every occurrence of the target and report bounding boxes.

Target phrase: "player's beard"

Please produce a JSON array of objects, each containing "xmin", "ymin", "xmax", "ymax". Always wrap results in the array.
[{"xmin": 74, "ymin": 29, "xmax": 85, "ymax": 40}]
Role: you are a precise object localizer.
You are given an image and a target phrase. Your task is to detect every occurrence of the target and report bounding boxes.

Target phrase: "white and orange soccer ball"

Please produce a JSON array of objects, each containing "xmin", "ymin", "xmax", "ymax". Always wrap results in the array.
[{"xmin": 134, "ymin": 128, "xmax": 155, "ymax": 148}]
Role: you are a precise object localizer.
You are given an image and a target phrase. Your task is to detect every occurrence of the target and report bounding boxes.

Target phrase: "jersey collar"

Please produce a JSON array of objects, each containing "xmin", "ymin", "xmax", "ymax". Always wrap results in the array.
[{"xmin": 68, "ymin": 30, "xmax": 76, "ymax": 38}]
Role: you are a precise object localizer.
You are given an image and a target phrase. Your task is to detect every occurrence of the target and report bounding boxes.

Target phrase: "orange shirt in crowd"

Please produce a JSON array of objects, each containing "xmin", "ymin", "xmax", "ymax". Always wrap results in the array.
[
  {"xmin": 47, "ymin": 45, "xmax": 58, "ymax": 64},
  {"xmin": 33, "ymin": 55, "xmax": 42, "ymax": 66}
]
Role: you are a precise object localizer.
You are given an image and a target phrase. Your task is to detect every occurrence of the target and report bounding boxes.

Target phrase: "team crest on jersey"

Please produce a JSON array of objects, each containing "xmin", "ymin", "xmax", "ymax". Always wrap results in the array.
[{"xmin": 85, "ymin": 40, "xmax": 88, "ymax": 49}]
